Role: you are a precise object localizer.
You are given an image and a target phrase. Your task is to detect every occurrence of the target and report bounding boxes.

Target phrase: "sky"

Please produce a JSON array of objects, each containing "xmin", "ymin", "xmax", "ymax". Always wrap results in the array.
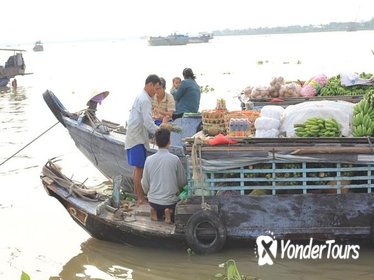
[{"xmin": 2, "ymin": 0, "xmax": 374, "ymax": 44}]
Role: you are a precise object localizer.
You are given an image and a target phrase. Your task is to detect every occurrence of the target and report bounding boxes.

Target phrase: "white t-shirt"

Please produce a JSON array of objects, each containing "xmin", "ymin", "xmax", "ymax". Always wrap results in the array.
[{"xmin": 125, "ymin": 89, "xmax": 158, "ymax": 150}]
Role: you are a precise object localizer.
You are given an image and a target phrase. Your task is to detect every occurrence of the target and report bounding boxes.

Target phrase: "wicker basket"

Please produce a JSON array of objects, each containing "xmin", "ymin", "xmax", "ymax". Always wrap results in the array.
[{"xmin": 202, "ymin": 110, "xmax": 227, "ymax": 136}]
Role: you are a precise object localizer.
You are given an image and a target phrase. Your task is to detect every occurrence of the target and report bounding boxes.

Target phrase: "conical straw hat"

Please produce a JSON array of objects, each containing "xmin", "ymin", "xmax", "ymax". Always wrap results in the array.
[{"xmin": 87, "ymin": 89, "xmax": 109, "ymax": 105}]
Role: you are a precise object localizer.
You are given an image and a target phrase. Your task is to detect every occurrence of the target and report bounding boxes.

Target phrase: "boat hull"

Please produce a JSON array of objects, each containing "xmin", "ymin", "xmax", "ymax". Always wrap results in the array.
[
  {"xmin": 148, "ymin": 34, "xmax": 189, "ymax": 46},
  {"xmin": 42, "ymin": 167, "xmax": 374, "ymax": 253},
  {"xmin": 0, "ymin": 77, "xmax": 9, "ymax": 87},
  {"xmin": 64, "ymin": 118, "xmax": 134, "ymax": 182},
  {"xmin": 42, "ymin": 178, "xmax": 184, "ymax": 249}
]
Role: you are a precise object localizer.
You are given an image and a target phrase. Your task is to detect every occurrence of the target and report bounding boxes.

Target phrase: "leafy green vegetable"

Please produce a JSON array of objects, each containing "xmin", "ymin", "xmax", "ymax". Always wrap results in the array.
[{"xmin": 21, "ymin": 271, "xmax": 31, "ymax": 280}]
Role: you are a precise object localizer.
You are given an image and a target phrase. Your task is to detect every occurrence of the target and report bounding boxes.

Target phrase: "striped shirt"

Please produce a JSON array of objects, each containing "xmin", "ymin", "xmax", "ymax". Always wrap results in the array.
[{"xmin": 152, "ymin": 92, "xmax": 175, "ymax": 119}]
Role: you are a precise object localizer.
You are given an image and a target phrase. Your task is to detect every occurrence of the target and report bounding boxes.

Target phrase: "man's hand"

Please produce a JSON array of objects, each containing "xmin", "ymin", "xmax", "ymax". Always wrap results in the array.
[{"xmin": 160, "ymin": 117, "xmax": 172, "ymax": 131}]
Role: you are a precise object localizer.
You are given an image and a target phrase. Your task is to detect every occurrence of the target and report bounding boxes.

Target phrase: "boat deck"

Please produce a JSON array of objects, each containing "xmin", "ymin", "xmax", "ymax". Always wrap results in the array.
[
  {"xmin": 42, "ymin": 174, "xmax": 177, "ymax": 237},
  {"xmin": 114, "ymin": 203, "xmax": 176, "ymax": 235}
]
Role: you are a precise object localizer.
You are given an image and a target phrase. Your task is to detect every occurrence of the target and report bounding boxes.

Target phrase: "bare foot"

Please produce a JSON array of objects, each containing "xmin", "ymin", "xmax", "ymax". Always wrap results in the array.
[
  {"xmin": 164, "ymin": 208, "xmax": 173, "ymax": 224},
  {"xmin": 150, "ymin": 207, "xmax": 158, "ymax": 221}
]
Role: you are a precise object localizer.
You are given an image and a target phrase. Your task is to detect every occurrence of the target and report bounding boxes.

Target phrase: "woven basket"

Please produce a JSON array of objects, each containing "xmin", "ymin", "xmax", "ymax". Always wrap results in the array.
[{"xmin": 202, "ymin": 110, "xmax": 227, "ymax": 135}]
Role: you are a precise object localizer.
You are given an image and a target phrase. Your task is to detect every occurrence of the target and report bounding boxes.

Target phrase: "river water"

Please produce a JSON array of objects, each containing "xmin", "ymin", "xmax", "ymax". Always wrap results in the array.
[{"xmin": 1, "ymin": 32, "xmax": 374, "ymax": 279}]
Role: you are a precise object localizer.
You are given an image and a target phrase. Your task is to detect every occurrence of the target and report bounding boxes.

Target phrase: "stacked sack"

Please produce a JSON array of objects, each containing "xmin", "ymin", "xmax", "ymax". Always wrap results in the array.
[{"xmin": 254, "ymin": 105, "xmax": 284, "ymax": 138}]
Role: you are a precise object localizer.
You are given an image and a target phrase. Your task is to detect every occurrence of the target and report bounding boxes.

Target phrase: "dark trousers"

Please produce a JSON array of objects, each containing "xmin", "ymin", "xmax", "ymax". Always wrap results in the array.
[{"xmin": 149, "ymin": 202, "xmax": 177, "ymax": 222}]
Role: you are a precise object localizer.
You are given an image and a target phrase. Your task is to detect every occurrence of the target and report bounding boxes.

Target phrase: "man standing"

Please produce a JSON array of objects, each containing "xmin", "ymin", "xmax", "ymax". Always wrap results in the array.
[
  {"xmin": 125, "ymin": 74, "xmax": 168, "ymax": 204},
  {"xmin": 141, "ymin": 128, "xmax": 187, "ymax": 223}
]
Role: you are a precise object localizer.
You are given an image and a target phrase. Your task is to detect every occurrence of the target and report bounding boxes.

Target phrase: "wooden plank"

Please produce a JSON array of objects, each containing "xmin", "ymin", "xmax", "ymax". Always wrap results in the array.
[
  {"xmin": 175, "ymin": 203, "xmax": 218, "ymax": 215},
  {"xmin": 184, "ymin": 136, "xmax": 374, "ymax": 146},
  {"xmin": 0, "ymin": 48, "xmax": 27, "ymax": 52},
  {"xmin": 185, "ymin": 145, "xmax": 374, "ymax": 154},
  {"xmin": 41, "ymin": 176, "xmax": 54, "ymax": 185},
  {"xmin": 215, "ymin": 193, "xmax": 374, "ymax": 238},
  {"xmin": 249, "ymin": 95, "xmax": 363, "ymax": 107}
]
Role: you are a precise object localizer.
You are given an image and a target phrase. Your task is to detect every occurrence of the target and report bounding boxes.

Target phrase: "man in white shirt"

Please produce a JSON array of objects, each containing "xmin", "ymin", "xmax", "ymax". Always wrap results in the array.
[
  {"xmin": 142, "ymin": 128, "xmax": 187, "ymax": 223},
  {"xmin": 125, "ymin": 74, "xmax": 169, "ymax": 204}
]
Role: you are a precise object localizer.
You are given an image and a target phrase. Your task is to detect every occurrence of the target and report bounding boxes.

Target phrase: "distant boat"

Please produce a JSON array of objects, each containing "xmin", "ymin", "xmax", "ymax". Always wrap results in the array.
[
  {"xmin": 188, "ymin": 33, "xmax": 213, "ymax": 44},
  {"xmin": 0, "ymin": 48, "xmax": 27, "ymax": 87},
  {"xmin": 33, "ymin": 41, "xmax": 44, "ymax": 52},
  {"xmin": 147, "ymin": 33, "xmax": 189, "ymax": 46}
]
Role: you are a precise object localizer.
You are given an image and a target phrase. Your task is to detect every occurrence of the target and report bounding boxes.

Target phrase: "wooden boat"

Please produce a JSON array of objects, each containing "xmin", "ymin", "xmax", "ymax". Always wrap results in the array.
[
  {"xmin": 41, "ymin": 135, "xmax": 374, "ymax": 254},
  {"xmin": 42, "ymin": 90, "xmax": 374, "ymax": 253},
  {"xmin": 147, "ymin": 33, "xmax": 189, "ymax": 46},
  {"xmin": 33, "ymin": 40, "xmax": 44, "ymax": 52},
  {"xmin": 42, "ymin": 90, "xmax": 202, "ymax": 192},
  {"xmin": 0, "ymin": 48, "xmax": 27, "ymax": 87}
]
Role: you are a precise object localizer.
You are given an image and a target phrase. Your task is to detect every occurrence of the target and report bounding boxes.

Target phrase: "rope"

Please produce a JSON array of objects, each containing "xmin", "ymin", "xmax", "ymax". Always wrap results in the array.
[
  {"xmin": 42, "ymin": 159, "xmax": 100, "ymax": 201},
  {"xmin": 0, "ymin": 121, "xmax": 59, "ymax": 167},
  {"xmin": 191, "ymin": 137, "xmax": 210, "ymax": 210}
]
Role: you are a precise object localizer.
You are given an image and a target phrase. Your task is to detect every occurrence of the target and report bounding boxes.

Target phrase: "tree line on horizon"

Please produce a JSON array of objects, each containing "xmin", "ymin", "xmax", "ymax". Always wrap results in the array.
[{"xmin": 213, "ymin": 18, "xmax": 374, "ymax": 36}]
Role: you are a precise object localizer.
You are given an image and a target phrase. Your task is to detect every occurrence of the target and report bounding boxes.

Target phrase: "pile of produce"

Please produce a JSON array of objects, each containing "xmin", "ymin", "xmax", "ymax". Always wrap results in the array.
[
  {"xmin": 294, "ymin": 117, "xmax": 341, "ymax": 137},
  {"xmin": 269, "ymin": 76, "xmax": 285, "ymax": 97},
  {"xmin": 300, "ymin": 74, "xmax": 328, "ymax": 97},
  {"xmin": 249, "ymin": 76, "xmax": 291, "ymax": 99},
  {"xmin": 320, "ymin": 73, "xmax": 374, "ymax": 96},
  {"xmin": 242, "ymin": 72, "xmax": 374, "ymax": 100},
  {"xmin": 352, "ymin": 91, "xmax": 374, "ymax": 137},
  {"xmin": 279, "ymin": 82, "xmax": 302, "ymax": 98}
]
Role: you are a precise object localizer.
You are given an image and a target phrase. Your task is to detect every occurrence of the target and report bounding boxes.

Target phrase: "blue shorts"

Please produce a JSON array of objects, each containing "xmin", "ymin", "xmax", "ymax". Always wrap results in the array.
[{"xmin": 126, "ymin": 144, "xmax": 147, "ymax": 168}]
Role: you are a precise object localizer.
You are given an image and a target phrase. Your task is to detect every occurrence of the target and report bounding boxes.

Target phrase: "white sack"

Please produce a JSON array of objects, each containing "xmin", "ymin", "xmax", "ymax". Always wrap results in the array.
[
  {"xmin": 255, "ymin": 116, "xmax": 281, "ymax": 130},
  {"xmin": 280, "ymin": 100, "xmax": 355, "ymax": 137},
  {"xmin": 260, "ymin": 105, "xmax": 285, "ymax": 121}
]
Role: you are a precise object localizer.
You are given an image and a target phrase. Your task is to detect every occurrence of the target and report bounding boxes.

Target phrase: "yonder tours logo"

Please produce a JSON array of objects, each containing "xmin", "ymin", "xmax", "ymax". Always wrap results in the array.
[{"xmin": 255, "ymin": 233, "xmax": 360, "ymax": 266}]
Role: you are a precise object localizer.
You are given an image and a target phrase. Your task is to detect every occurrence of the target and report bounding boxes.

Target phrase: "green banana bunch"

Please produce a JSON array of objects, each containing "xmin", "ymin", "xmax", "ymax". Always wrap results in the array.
[
  {"xmin": 319, "ymin": 73, "xmax": 374, "ymax": 97},
  {"xmin": 353, "ymin": 99, "xmax": 374, "ymax": 116},
  {"xmin": 352, "ymin": 99, "xmax": 374, "ymax": 137},
  {"xmin": 294, "ymin": 117, "xmax": 341, "ymax": 137},
  {"xmin": 364, "ymin": 89, "xmax": 374, "ymax": 107}
]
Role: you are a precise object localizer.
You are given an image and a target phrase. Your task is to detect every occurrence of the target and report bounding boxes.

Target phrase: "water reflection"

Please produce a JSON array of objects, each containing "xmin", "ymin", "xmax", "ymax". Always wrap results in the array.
[
  {"xmin": 8, "ymin": 86, "xmax": 27, "ymax": 102},
  {"xmin": 0, "ymin": 85, "xmax": 27, "ymax": 101},
  {"xmin": 55, "ymin": 239, "xmax": 152, "ymax": 280},
  {"xmin": 54, "ymin": 238, "xmax": 374, "ymax": 280},
  {"xmin": 54, "ymin": 238, "xmax": 246, "ymax": 280}
]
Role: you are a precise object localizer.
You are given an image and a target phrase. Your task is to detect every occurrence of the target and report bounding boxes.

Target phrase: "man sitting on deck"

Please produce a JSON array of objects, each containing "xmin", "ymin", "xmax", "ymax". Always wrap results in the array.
[{"xmin": 141, "ymin": 128, "xmax": 187, "ymax": 223}]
